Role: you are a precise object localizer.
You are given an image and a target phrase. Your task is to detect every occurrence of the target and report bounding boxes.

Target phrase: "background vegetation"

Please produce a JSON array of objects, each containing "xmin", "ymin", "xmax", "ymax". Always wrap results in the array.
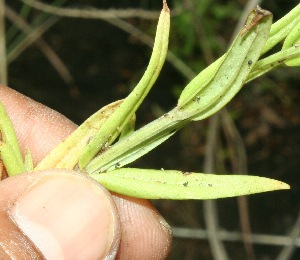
[{"xmin": 2, "ymin": 0, "xmax": 300, "ymax": 259}]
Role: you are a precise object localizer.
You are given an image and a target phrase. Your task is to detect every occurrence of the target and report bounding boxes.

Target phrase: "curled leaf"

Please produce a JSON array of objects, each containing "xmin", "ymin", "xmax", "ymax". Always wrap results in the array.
[
  {"xmin": 91, "ymin": 168, "xmax": 290, "ymax": 200},
  {"xmin": 35, "ymin": 100, "xmax": 124, "ymax": 171},
  {"xmin": 79, "ymin": 2, "xmax": 170, "ymax": 169},
  {"xmin": 178, "ymin": 6, "xmax": 272, "ymax": 121}
]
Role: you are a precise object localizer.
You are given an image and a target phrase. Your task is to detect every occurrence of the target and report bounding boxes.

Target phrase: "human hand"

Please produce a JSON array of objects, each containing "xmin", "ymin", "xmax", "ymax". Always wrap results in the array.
[{"xmin": 0, "ymin": 86, "xmax": 172, "ymax": 259}]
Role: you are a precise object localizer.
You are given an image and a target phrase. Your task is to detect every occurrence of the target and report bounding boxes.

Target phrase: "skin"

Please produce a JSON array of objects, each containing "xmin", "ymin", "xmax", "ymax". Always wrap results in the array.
[{"xmin": 0, "ymin": 85, "xmax": 172, "ymax": 259}]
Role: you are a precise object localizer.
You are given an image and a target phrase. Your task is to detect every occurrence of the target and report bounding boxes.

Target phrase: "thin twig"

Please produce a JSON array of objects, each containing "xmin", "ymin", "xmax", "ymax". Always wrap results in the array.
[
  {"xmin": 21, "ymin": 0, "xmax": 195, "ymax": 80},
  {"xmin": 105, "ymin": 17, "xmax": 196, "ymax": 80},
  {"xmin": 222, "ymin": 0, "xmax": 263, "ymax": 258},
  {"xmin": 276, "ymin": 211, "xmax": 300, "ymax": 260},
  {"xmin": 0, "ymin": 0, "xmax": 7, "ymax": 85},
  {"xmin": 221, "ymin": 109, "xmax": 255, "ymax": 260},
  {"xmin": 183, "ymin": 1, "xmax": 228, "ymax": 258},
  {"xmin": 19, "ymin": 0, "xmax": 195, "ymax": 80},
  {"xmin": 178, "ymin": 2, "xmax": 227, "ymax": 257},
  {"xmin": 5, "ymin": 6, "xmax": 79, "ymax": 97},
  {"xmin": 183, "ymin": 1, "xmax": 229, "ymax": 257},
  {"xmin": 20, "ymin": 0, "xmax": 161, "ymax": 20},
  {"xmin": 172, "ymin": 226, "xmax": 300, "ymax": 247},
  {"xmin": 5, "ymin": 12, "xmax": 58, "ymax": 64},
  {"xmin": 203, "ymin": 114, "xmax": 229, "ymax": 260},
  {"xmin": 183, "ymin": 0, "xmax": 214, "ymax": 64}
]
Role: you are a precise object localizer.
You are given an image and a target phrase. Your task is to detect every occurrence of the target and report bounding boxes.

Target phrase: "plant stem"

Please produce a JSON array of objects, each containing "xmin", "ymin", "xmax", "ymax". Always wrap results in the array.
[{"xmin": 85, "ymin": 107, "xmax": 190, "ymax": 173}]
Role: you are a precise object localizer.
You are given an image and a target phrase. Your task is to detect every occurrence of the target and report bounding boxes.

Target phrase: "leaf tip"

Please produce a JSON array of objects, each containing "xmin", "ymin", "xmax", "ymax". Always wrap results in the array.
[
  {"xmin": 240, "ymin": 5, "xmax": 272, "ymax": 36},
  {"xmin": 278, "ymin": 181, "xmax": 290, "ymax": 190},
  {"xmin": 163, "ymin": 0, "xmax": 170, "ymax": 12},
  {"xmin": 267, "ymin": 179, "xmax": 290, "ymax": 192}
]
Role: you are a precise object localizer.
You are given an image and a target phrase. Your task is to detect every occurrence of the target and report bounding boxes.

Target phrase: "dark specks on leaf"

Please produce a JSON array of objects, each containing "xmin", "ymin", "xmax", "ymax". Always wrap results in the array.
[
  {"xmin": 248, "ymin": 60, "xmax": 253, "ymax": 65},
  {"xmin": 208, "ymin": 183, "xmax": 213, "ymax": 187},
  {"xmin": 183, "ymin": 181, "xmax": 189, "ymax": 187}
]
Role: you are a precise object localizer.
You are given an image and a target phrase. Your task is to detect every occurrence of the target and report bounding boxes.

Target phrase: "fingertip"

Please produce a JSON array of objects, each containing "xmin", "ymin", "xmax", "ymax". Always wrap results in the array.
[{"xmin": 0, "ymin": 170, "xmax": 120, "ymax": 259}]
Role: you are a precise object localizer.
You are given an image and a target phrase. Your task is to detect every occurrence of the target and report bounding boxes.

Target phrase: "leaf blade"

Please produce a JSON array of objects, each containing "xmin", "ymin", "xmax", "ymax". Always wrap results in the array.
[{"xmin": 91, "ymin": 168, "xmax": 290, "ymax": 200}]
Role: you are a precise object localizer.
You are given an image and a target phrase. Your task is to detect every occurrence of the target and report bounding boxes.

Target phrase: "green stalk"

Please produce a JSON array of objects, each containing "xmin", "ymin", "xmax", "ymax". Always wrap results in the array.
[
  {"xmin": 85, "ymin": 108, "xmax": 190, "ymax": 173},
  {"xmin": 247, "ymin": 44, "xmax": 300, "ymax": 82}
]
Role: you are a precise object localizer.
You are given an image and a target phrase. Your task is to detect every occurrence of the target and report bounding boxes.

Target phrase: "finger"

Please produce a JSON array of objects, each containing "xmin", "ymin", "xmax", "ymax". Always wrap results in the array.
[
  {"xmin": 0, "ymin": 85, "xmax": 76, "ymax": 164},
  {"xmin": 113, "ymin": 195, "xmax": 172, "ymax": 259},
  {"xmin": 0, "ymin": 169, "xmax": 120, "ymax": 259},
  {"xmin": 0, "ymin": 85, "xmax": 172, "ymax": 258}
]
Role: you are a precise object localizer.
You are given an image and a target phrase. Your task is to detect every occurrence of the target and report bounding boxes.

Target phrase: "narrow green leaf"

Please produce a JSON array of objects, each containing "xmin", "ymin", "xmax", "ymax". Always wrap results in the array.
[
  {"xmin": 0, "ymin": 101, "xmax": 25, "ymax": 175},
  {"xmin": 78, "ymin": 2, "xmax": 170, "ymax": 169},
  {"xmin": 91, "ymin": 168, "xmax": 290, "ymax": 200},
  {"xmin": 262, "ymin": 4, "xmax": 300, "ymax": 54},
  {"xmin": 0, "ymin": 141, "xmax": 23, "ymax": 176},
  {"xmin": 282, "ymin": 21, "xmax": 300, "ymax": 66}
]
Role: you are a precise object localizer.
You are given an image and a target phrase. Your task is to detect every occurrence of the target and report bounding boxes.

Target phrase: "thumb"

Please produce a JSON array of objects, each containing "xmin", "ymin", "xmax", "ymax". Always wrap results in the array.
[{"xmin": 0, "ymin": 169, "xmax": 120, "ymax": 259}]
